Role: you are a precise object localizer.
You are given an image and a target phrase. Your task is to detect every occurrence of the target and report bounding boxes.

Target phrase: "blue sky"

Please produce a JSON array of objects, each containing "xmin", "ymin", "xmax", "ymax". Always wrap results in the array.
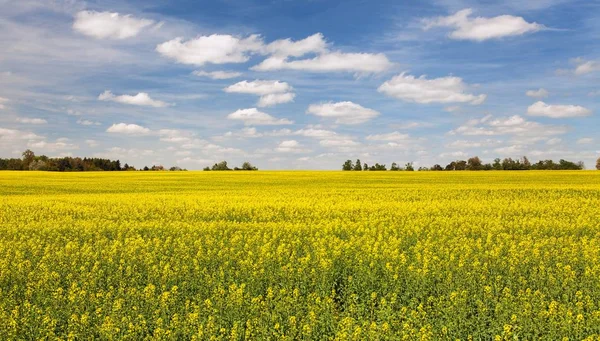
[{"xmin": 0, "ymin": 0, "xmax": 598, "ymax": 169}]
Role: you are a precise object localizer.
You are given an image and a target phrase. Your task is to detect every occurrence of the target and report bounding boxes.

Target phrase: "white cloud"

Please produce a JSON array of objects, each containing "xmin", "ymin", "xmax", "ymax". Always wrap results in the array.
[
  {"xmin": 98, "ymin": 90, "xmax": 170, "ymax": 108},
  {"xmin": 366, "ymin": 131, "xmax": 410, "ymax": 142},
  {"xmin": 0, "ymin": 127, "xmax": 43, "ymax": 141},
  {"xmin": 572, "ymin": 58, "xmax": 600, "ymax": 76},
  {"xmin": 450, "ymin": 114, "xmax": 568, "ymax": 139},
  {"xmin": 253, "ymin": 52, "xmax": 392, "ymax": 73},
  {"xmin": 222, "ymin": 127, "xmax": 264, "ymax": 139},
  {"xmin": 0, "ymin": 97, "xmax": 8, "ymax": 110},
  {"xmin": 527, "ymin": 101, "xmax": 591, "ymax": 118},
  {"xmin": 494, "ymin": 145, "xmax": 523, "ymax": 155},
  {"xmin": 265, "ymin": 33, "xmax": 328, "ymax": 58},
  {"xmin": 546, "ymin": 138, "xmax": 562, "ymax": 146},
  {"xmin": 192, "ymin": 70, "xmax": 242, "ymax": 79},
  {"xmin": 306, "ymin": 101, "xmax": 379, "ymax": 125},
  {"xmin": 85, "ymin": 139, "xmax": 99, "ymax": 147},
  {"xmin": 224, "ymin": 80, "xmax": 292, "ymax": 95},
  {"xmin": 156, "ymin": 34, "xmax": 263, "ymax": 66},
  {"xmin": 227, "ymin": 108, "xmax": 293, "ymax": 125},
  {"xmin": 275, "ymin": 140, "xmax": 309, "ymax": 153},
  {"xmin": 224, "ymin": 80, "xmax": 295, "ymax": 107},
  {"xmin": 319, "ymin": 139, "xmax": 360, "ymax": 147},
  {"xmin": 423, "ymin": 8, "xmax": 544, "ymax": 41},
  {"xmin": 440, "ymin": 151, "xmax": 468, "ymax": 158},
  {"xmin": 448, "ymin": 139, "xmax": 501, "ymax": 148},
  {"xmin": 257, "ymin": 93, "xmax": 296, "ymax": 107},
  {"xmin": 106, "ymin": 123, "xmax": 151, "ymax": 135},
  {"xmin": 526, "ymin": 88, "xmax": 548, "ymax": 98},
  {"xmin": 28, "ymin": 138, "xmax": 78, "ymax": 151},
  {"xmin": 378, "ymin": 73, "xmax": 486, "ymax": 105},
  {"xmin": 577, "ymin": 137, "xmax": 593, "ymax": 145},
  {"xmin": 73, "ymin": 11, "xmax": 155, "ymax": 39},
  {"xmin": 77, "ymin": 119, "xmax": 101, "ymax": 126},
  {"xmin": 17, "ymin": 117, "xmax": 47, "ymax": 124}
]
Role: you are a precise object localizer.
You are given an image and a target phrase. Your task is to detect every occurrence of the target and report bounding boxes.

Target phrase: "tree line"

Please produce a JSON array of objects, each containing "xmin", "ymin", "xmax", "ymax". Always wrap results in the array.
[
  {"xmin": 344, "ymin": 156, "xmax": 599, "ymax": 171},
  {"xmin": 203, "ymin": 161, "xmax": 258, "ymax": 171},
  {"xmin": 0, "ymin": 150, "xmax": 187, "ymax": 172}
]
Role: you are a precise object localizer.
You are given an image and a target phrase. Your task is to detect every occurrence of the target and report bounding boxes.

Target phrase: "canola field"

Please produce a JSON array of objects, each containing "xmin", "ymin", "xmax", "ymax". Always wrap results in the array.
[{"xmin": 1, "ymin": 171, "xmax": 600, "ymax": 340}]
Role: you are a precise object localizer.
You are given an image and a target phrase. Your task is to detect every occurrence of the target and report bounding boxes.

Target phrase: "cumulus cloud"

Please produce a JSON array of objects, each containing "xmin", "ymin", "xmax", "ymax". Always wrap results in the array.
[
  {"xmin": 224, "ymin": 80, "xmax": 292, "ymax": 95},
  {"xmin": 526, "ymin": 88, "xmax": 548, "ymax": 98},
  {"xmin": 227, "ymin": 108, "xmax": 293, "ymax": 125},
  {"xmin": 577, "ymin": 137, "xmax": 593, "ymax": 145},
  {"xmin": 527, "ymin": 101, "xmax": 591, "ymax": 118},
  {"xmin": 98, "ymin": 90, "xmax": 170, "ymax": 108},
  {"xmin": 448, "ymin": 139, "xmax": 501, "ymax": 148},
  {"xmin": 378, "ymin": 73, "xmax": 486, "ymax": 105},
  {"xmin": 253, "ymin": 52, "xmax": 392, "ymax": 73},
  {"xmin": 450, "ymin": 114, "xmax": 568, "ymax": 139},
  {"xmin": 366, "ymin": 131, "xmax": 411, "ymax": 142},
  {"xmin": 28, "ymin": 138, "xmax": 79, "ymax": 152},
  {"xmin": 192, "ymin": 70, "xmax": 242, "ymax": 79},
  {"xmin": 106, "ymin": 123, "xmax": 151, "ymax": 135},
  {"xmin": 252, "ymin": 33, "xmax": 391, "ymax": 73},
  {"xmin": 275, "ymin": 140, "xmax": 309, "ymax": 153},
  {"xmin": 572, "ymin": 58, "xmax": 600, "ymax": 76},
  {"xmin": 0, "ymin": 127, "xmax": 43, "ymax": 141},
  {"xmin": 224, "ymin": 80, "xmax": 295, "ymax": 107},
  {"xmin": 423, "ymin": 8, "xmax": 544, "ymax": 41},
  {"xmin": 0, "ymin": 97, "xmax": 8, "ymax": 110},
  {"xmin": 265, "ymin": 33, "xmax": 328, "ymax": 57},
  {"xmin": 16, "ymin": 117, "xmax": 47, "ymax": 124},
  {"xmin": 77, "ymin": 119, "xmax": 101, "ymax": 126},
  {"xmin": 73, "ymin": 11, "xmax": 156, "ymax": 39},
  {"xmin": 85, "ymin": 139, "xmax": 99, "ymax": 147},
  {"xmin": 257, "ymin": 93, "xmax": 296, "ymax": 107},
  {"xmin": 156, "ymin": 34, "xmax": 263, "ymax": 66},
  {"xmin": 306, "ymin": 101, "xmax": 379, "ymax": 124}
]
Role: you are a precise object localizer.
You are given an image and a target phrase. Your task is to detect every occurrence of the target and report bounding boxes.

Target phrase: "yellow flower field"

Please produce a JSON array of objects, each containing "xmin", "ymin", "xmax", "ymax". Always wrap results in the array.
[{"xmin": 1, "ymin": 171, "xmax": 600, "ymax": 340}]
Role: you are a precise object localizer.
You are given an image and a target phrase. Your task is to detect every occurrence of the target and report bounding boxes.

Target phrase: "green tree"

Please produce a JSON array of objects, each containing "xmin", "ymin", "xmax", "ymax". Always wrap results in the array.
[
  {"xmin": 22, "ymin": 149, "xmax": 35, "ymax": 169},
  {"xmin": 353, "ymin": 159, "xmax": 362, "ymax": 171},
  {"xmin": 405, "ymin": 162, "xmax": 414, "ymax": 171},
  {"xmin": 492, "ymin": 158, "xmax": 502, "ymax": 170},
  {"xmin": 597, "ymin": 157, "xmax": 600, "ymax": 170},
  {"xmin": 212, "ymin": 161, "xmax": 230, "ymax": 171},
  {"xmin": 342, "ymin": 160, "xmax": 353, "ymax": 171},
  {"xmin": 390, "ymin": 162, "xmax": 399, "ymax": 171},
  {"xmin": 363, "ymin": 163, "xmax": 368, "ymax": 171},
  {"xmin": 467, "ymin": 156, "xmax": 482, "ymax": 171},
  {"xmin": 241, "ymin": 162, "xmax": 258, "ymax": 170}
]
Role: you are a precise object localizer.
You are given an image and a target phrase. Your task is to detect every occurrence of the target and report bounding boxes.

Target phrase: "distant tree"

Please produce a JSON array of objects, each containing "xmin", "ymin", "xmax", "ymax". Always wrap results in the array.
[
  {"xmin": 390, "ymin": 162, "xmax": 400, "ymax": 171},
  {"xmin": 143, "ymin": 166, "xmax": 149, "ymax": 171},
  {"xmin": 240, "ymin": 162, "xmax": 258, "ymax": 170},
  {"xmin": 203, "ymin": 167, "xmax": 210, "ymax": 171},
  {"xmin": 363, "ymin": 163, "xmax": 369, "ymax": 171},
  {"xmin": 431, "ymin": 164, "xmax": 443, "ymax": 171},
  {"xmin": 405, "ymin": 162, "xmax": 414, "ymax": 171},
  {"xmin": 353, "ymin": 159, "xmax": 362, "ymax": 171},
  {"xmin": 492, "ymin": 158, "xmax": 502, "ymax": 170},
  {"xmin": 370, "ymin": 163, "xmax": 387, "ymax": 171},
  {"xmin": 22, "ymin": 149, "xmax": 35, "ymax": 169},
  {"xmin": 467, "ymin": 156, "xmax": 482, "ymax": 171},
  {"xmin": 455, "ymin": 160, "xmax": 467, "ymax": 171},
  {"xmin": 597, "ymin": 157, "xmax": 600, "ymax": 170},
  {"xmin": 342, "ymin": 160, "xmax": 353, "ymax": 171},
  {"xmin": 28, "ymin": 160, "xmax": 47, "ymax": 171},
  {"xmin": 211, "ymin": 161, "xmax": 230, "ymax": 171},
  {"xmin": 151, "ymin": 165, "xmax": 165, "ymax": 171},
  {"xmin": 522, "ymin": 156, "xmax": 531, "ymax": 170},
  {"xmin": 445, "ymin": 161, "xmax": 456, "ymax": 171},
  {"xmin": 169, "ymin": 166, "xmax": 182, "ymax": 171}
]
